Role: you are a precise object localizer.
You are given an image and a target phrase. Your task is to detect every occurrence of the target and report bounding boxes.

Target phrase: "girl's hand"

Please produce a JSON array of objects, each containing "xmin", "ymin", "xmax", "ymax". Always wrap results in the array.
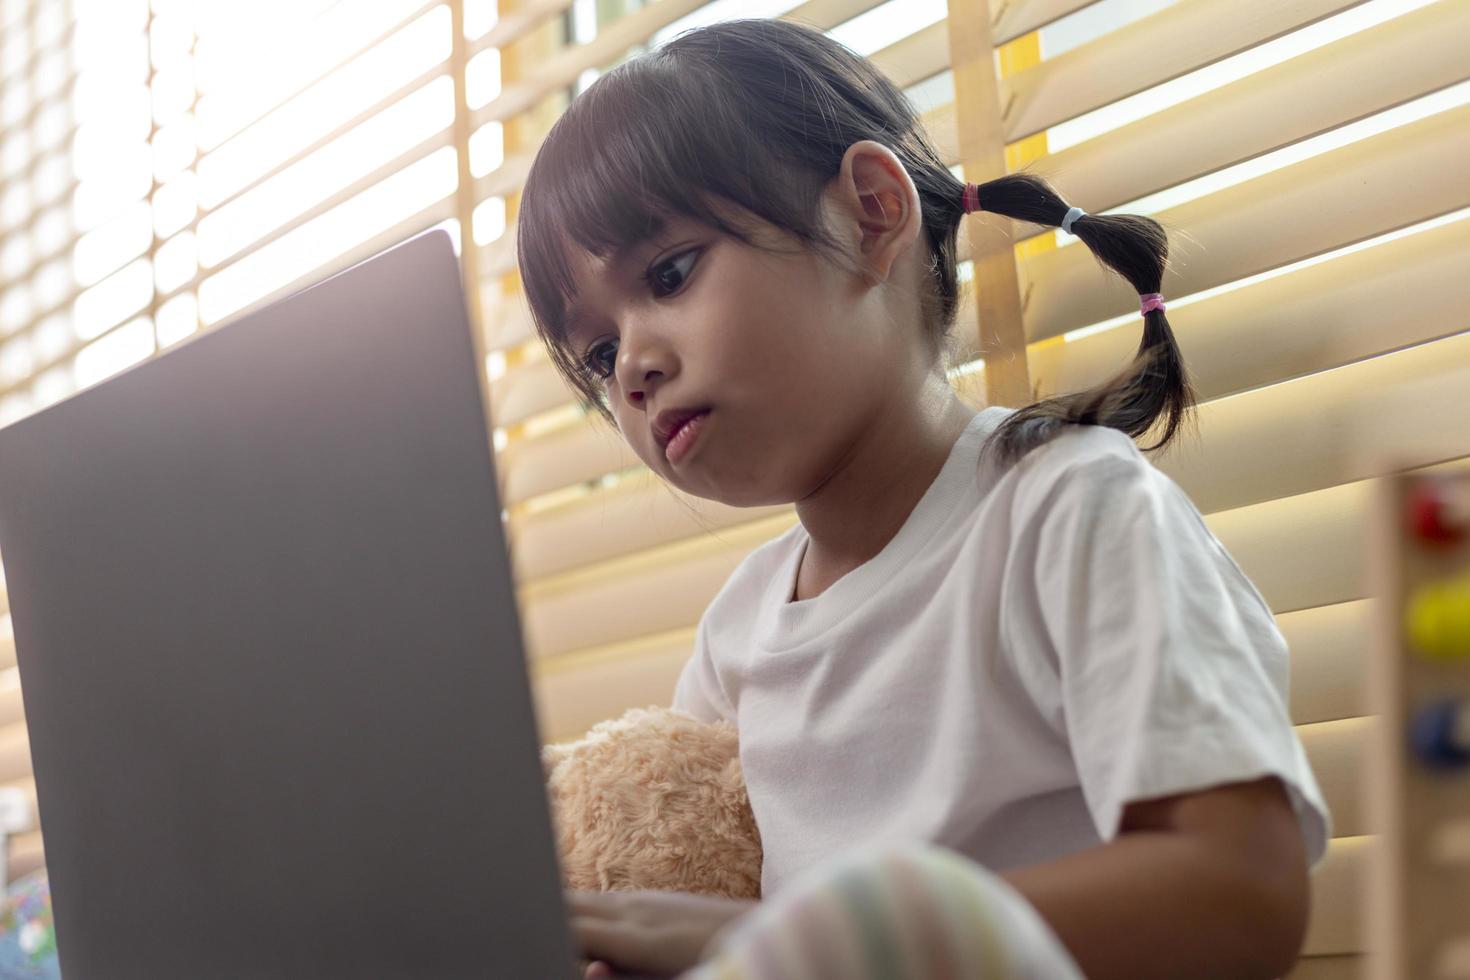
[{"xmin": 567, "ymin": 888, "xmax": 757, "ymax": 978}]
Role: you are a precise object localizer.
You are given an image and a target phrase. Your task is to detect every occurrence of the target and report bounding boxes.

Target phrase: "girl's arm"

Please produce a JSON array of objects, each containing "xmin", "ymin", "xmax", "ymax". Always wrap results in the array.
[{"xmin": 1000, "ymin": 774, "xmax": 1310, "ymax": 980}]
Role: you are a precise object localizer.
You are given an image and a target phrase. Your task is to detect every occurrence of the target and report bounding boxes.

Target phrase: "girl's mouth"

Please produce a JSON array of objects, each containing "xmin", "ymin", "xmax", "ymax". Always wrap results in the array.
[{"xmin": 665, "ymin": 410, "xmax": 710, "ymax": 464}]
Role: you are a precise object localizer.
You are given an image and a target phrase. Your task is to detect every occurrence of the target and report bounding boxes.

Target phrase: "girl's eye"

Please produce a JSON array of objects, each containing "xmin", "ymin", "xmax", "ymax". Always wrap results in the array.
[
  {"xmin": 585, "ymin": 340, "xmax": 617, "ymax": 380},
  {"xmin": 582, "ymin": 248, "xmax": 702, "ymax": 380},
  {"xmin": 643, "ymin": 247, "xmax": 700, "ymax": 298}
]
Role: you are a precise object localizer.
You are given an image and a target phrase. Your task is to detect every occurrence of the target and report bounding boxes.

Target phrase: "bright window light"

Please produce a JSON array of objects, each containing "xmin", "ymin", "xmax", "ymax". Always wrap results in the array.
[
  {"xmin": 152, "ymin": 115, "xmax": 198, "ymax": 184},
  {"xmin": 73, "ymin": 200, "xmax": 152, "ymax": 288},
  {"xmin": 72, "ymin": 85, "xmax": 151, "ymax": 161},
  {"xmin": 0, "ymin": 181, "xmax": 26, "ymax": 227},
  {"xmin": 1, "ymin": 129, "xmax": 29, "ymax": 179},
  {"xmin": 35, "ymin": 258, "xmax": 70, "ymax": 310},
  {"xmin": 1119, "ymin": 78, "xmax": 1470, "ymax": 218},
  {"xmin": 473, "ymin": 196, "xmax": 506, "ymax": 247},
  {"xmin": 153, "ymin": 170, "xmax": 198, "ymax": 239},
  {"xmin": 72, "ymin": 0, "xmax": 148, "ymax": 69},
  {"xmin": 154, "ymin": 231, "xmax": 198, "ymax": 294},
  {"xmin": 198, "ymin": 146, "xmax": 458, "ymax": 325},
  {"xmin": 829, "ymin": 0, "xmax": 947, "ymax": 57},
  {"xmin": 466, "ymin": 47, "xmax": 502, "ymax": 112},
  {"xmin": 198, "ymin": 75, "xmax": 455, "ymax": 269},
  {"xmin": 464, "ymin": 0, "xmax": 499, "ymax": 42},
  {"xmin": 31, "ymin": 363, "xmax": 75, "ymax": 410},
  {"xmin": 1047, "ymin": 75, "xmax": 1470, "ymax": 252},
  {"xmin": 74, "ymin": 315, "xmax": 154, "ymax": 389},
  {"xmin": 906, "ymin": 70, "xmax": 955, "ymax": 116},
  {"xmin": 1063, "ymin": 206, "xmax": 1470, "ymax": 342},
  {"xmin": 653, "ymin": 0, "xmax": 805, "ymax": 49},
  {"xmin": 72, "ymin": 143, "xmax": 151, "ymax": 233},
  {"xmin": 469, "ymin": 121, "xmax": 504, "ymax": 179},
  {"xmin": 34, "ymin": 152, "xmax": 70, "ymax": 207},
  {"xmin": 196, "ymin": 5, "xmax": 451, "ymax": 209},
  {"xmin": 193, "ymin": 0, "xmax": 423, "ymax": 146},
  {"xmin": 1039, "ymin": 0, "xmax": 1179, "ymax": 60},
  {"xmin": 34, "ymin": 102, "xmax": 69, "ymax": 156},
  {"xmin": 156, "ymin": 292, "xmax": 199, "ymax": 348},
  {"xmin": 35, "ymin": 205, "xmax": 70, "ymax": 258},
  {"xmin": 0, "ymin": 287, "xmax": 31, "ymax": 335},
  {"xmin": 0, "ymin": 239, "xmax": 26, "ymax": 284},
  {"xmin": 151, "ymin": 64, "xmax": 196, "ymax": 126},
  {"xmin": 148, "ymin": 13, "xmax": 193, "ymax": 72},
  {"xmin": 1047, "ymin": 0, "xmax": 1439, "ymax": 152},
  {"xmin": 487, "ymin": 349, "xmax": 507, "ymax": 383},
  {"xmin": 72, "ymin": 71, "xmax": 150, "ymax": 136},
  {"xmin": 33, "ymin": 312, "xmax": 73, "ymax": 362},
  {"xmin": 73, "ymin": 257, "xmax": 152, "ymax": 341},
  {"xmin": 572, "ymin": 0, "xmax": 597, "ymax": 45},
  {"xmin": 0, "ymin": 335, "xmax": 34, "ymax": 387}
]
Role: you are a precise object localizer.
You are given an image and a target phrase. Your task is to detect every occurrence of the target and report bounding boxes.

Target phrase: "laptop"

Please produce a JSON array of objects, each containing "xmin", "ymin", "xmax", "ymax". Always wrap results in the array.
[{"xmin": 0, "ymin": 229, "xmax": 587, "ymax": 978}]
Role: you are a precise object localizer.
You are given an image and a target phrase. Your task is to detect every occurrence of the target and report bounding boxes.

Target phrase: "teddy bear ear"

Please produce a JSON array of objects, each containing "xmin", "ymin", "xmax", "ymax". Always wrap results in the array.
[{"xmin": 541, "ymin": 741, "xmax": 570, "ymax": 777}]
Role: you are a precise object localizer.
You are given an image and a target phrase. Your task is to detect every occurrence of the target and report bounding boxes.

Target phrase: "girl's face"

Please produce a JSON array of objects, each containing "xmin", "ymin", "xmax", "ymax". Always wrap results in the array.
[{"xmin": 560, "ymin": 147, "xmax": 930, "ymax": 508}]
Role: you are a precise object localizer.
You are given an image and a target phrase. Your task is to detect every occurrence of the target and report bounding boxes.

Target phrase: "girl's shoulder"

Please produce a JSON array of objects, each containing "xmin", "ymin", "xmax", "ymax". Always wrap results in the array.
[{"xmin": 987, "ymin": 419, "xmax": 1148, "ymax": 500}]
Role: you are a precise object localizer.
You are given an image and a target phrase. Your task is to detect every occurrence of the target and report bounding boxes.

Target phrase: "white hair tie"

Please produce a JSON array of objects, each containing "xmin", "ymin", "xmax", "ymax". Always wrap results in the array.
[{"xmin": 1062, "ymin": 206, "xmax": 1086, "ymax": 235}]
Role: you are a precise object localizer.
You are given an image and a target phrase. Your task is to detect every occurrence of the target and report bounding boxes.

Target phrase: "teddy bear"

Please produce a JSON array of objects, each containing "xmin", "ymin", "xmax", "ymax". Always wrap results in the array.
[{"xmin": 542, "ymin": 706, "xmax": 762, "ymax": 900}]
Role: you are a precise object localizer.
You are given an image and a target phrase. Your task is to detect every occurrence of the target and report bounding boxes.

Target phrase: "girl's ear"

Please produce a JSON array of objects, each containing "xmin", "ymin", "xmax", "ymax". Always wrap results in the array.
[{"xmin": 831, "ymin": 140, "xmax": 923, "ymax": 287}]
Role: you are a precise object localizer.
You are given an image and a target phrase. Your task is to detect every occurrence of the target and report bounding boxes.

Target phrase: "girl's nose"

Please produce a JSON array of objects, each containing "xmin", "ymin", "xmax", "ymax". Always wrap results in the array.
[
  {"xmin": 615, "ymin": 325, "xmax": 675, "ymax": 408},
  {"xmin": 625, "ymin": 372, "xmax": 661, "ymax": 404}
]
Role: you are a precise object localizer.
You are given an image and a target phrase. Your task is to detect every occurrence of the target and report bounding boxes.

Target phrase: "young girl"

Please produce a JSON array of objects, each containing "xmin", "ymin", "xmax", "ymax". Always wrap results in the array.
[{"xmin": 516, "ymin": 17, "xmax": 1331, "ymax": 980}]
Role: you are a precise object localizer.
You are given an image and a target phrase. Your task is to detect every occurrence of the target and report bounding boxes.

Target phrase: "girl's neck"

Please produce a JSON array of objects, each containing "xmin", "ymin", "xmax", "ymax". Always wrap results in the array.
[{"xmin": 790, "ymin": 379, "xmax": 977, "ymax": 601}]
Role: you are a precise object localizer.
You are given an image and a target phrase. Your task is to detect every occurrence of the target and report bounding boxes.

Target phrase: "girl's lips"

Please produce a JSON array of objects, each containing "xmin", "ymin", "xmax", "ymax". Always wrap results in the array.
[{"xmin": 664, "ymin": 410, "xmax": 710, "ymax": 464}]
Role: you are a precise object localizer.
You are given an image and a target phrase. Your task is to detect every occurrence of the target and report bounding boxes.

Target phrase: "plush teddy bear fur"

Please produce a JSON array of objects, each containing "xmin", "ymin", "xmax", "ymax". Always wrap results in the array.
[{"xmin": 543, "ymin": 706, "xmax": 762, "ymax": 900}]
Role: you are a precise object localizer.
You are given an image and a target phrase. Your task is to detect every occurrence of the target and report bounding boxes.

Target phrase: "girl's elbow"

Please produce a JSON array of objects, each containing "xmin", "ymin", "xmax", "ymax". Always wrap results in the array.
[{"xmin": 1251, "ymin": 854, "xmax": 1311, "ymax": 977}]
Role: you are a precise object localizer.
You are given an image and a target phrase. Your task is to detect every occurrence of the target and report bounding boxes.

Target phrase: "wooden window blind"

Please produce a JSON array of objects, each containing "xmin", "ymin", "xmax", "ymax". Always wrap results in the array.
[{"xmin": 2, "ymin": 3, "xmax": 1468, "ymax": 973}]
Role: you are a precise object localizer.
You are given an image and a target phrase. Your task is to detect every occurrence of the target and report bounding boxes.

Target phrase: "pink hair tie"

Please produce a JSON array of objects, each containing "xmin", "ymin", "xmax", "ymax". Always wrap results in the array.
[
  {"xmin": 1139, "ymin": 293, "xmax": 1166, "ymax": 315},
  {"xmin": 961, "ymin": 182, "xmax": 982, "ymax": 214}
]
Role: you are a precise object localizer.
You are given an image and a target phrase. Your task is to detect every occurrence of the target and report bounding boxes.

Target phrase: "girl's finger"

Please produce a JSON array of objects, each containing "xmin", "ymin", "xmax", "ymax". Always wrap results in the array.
[
  {"xmin": 572, "ymin": 916, "xmax": 648, "ymax": 972},
  {"xmin": 566, "ymin": 889, "xmax": 624, "ymax": 920},
  {"xmin": 584, "ymin": 960, "xmax": 614, "ymax": 979}
]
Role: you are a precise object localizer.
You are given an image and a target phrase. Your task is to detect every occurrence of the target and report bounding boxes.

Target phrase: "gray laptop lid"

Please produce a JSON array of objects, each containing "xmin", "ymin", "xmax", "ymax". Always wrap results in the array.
[{"xmin": 0, "ymin": 229, "xmax": 579, "ymax": 979}]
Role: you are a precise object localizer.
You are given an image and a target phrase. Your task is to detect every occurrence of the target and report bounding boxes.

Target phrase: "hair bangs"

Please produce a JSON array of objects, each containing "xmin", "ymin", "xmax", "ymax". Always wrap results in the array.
[{"xmin": 517, "ymin": 51, "xmax": 833, "ymax": 410}]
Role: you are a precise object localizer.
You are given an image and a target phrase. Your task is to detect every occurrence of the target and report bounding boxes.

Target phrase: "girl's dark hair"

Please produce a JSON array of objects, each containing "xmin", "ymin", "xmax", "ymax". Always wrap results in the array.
[{"xmin": 516, "ymin": 17, "xmax": 1196, "ymax": 472}]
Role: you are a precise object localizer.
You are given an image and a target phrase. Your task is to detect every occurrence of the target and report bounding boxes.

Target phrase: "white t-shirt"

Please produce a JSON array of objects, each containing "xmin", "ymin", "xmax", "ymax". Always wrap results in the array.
[{"xmin": 672, "ymin": 406, "xmax": 1332, "ymax": 898}]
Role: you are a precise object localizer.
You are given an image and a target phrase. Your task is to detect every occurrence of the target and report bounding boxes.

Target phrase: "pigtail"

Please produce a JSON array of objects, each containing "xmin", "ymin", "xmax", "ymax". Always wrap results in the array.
[{"xmin": 959, "ymin": 172, "xmax": 1198, "ymax": 471}]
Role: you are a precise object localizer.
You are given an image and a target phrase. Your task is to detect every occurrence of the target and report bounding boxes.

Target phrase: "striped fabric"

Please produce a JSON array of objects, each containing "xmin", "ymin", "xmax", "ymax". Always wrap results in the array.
[{"xmin": 680, "ymin": 842, "xmax": 1083, "ymax": 980}]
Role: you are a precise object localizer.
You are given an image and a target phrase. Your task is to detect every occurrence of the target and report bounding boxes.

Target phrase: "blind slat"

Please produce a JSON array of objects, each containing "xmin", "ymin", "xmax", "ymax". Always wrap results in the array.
[
  {"xmin": 472, "ymin": 0, "xmax": 711, "ymax": 129},
  {"xmin": 199, "ymin": 0, "xmax": 442, "ymax": 156},
  {"xmin": 993, "ymin": 0, "xmax": 1099, "ymax": 46},
  {"xmin": 529, "ymin": 595, "xmax": 1371, "ymax": 744},
  {"xmin": 1001, "ymin": 0, "xmax": 1367, "ymax": 142},
  {"xmin": 510, "ymin": 478, "xmax": 790, "ymax": 581},
  {"xmin": 1285, "ymin": 601, "xmax": 1370, "ymax": 726},
  {"xmin": 489, "ymin": 349, "xmax": 568, "ymax": 429},
  {"xmin": 1017, "ymin": 99, "xmax": 1470, "ymax": 343},
  {"xmin": 498, "ymin": 415, "xmax": 637, "ymax": 506},
  {"xmin": 468, "ymin": 0, "xmax": 577, "ymax": 59},
  {"xmin": 514, "ymin": 332, "xmax": 1470, "ymax": 658},
  {"xmin": 1025, "ymin": 213, "xmax": 1470, "ymax": 404},
  {"xmin": 1009, "ymin": 0, "xmax": 1470, "ymax": 240},
  {"xmin": 203, "ymin": 61, "xmax": 452, "ymax": 217},
  {"xmin": 473, "ymin": 13, "xmax": 963, "ymax": 282},
  {"xmin": 493, "ymin": 57, "xmax": 1470, "ymax": 431},
  {"xmin": 866, "ymin": 20, "xmax": 949, "ymax": 90},
  {"xmin": 501, "ymin": 215, "xmax": 1470, "ymax": 536},
  {"xmin": 1303, "ymin": 836, "xmax": 1370, "ymax": 956},
  {"xmin": 505, "ymin": 262, "xmax": 1470, "ymax": 514}
]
